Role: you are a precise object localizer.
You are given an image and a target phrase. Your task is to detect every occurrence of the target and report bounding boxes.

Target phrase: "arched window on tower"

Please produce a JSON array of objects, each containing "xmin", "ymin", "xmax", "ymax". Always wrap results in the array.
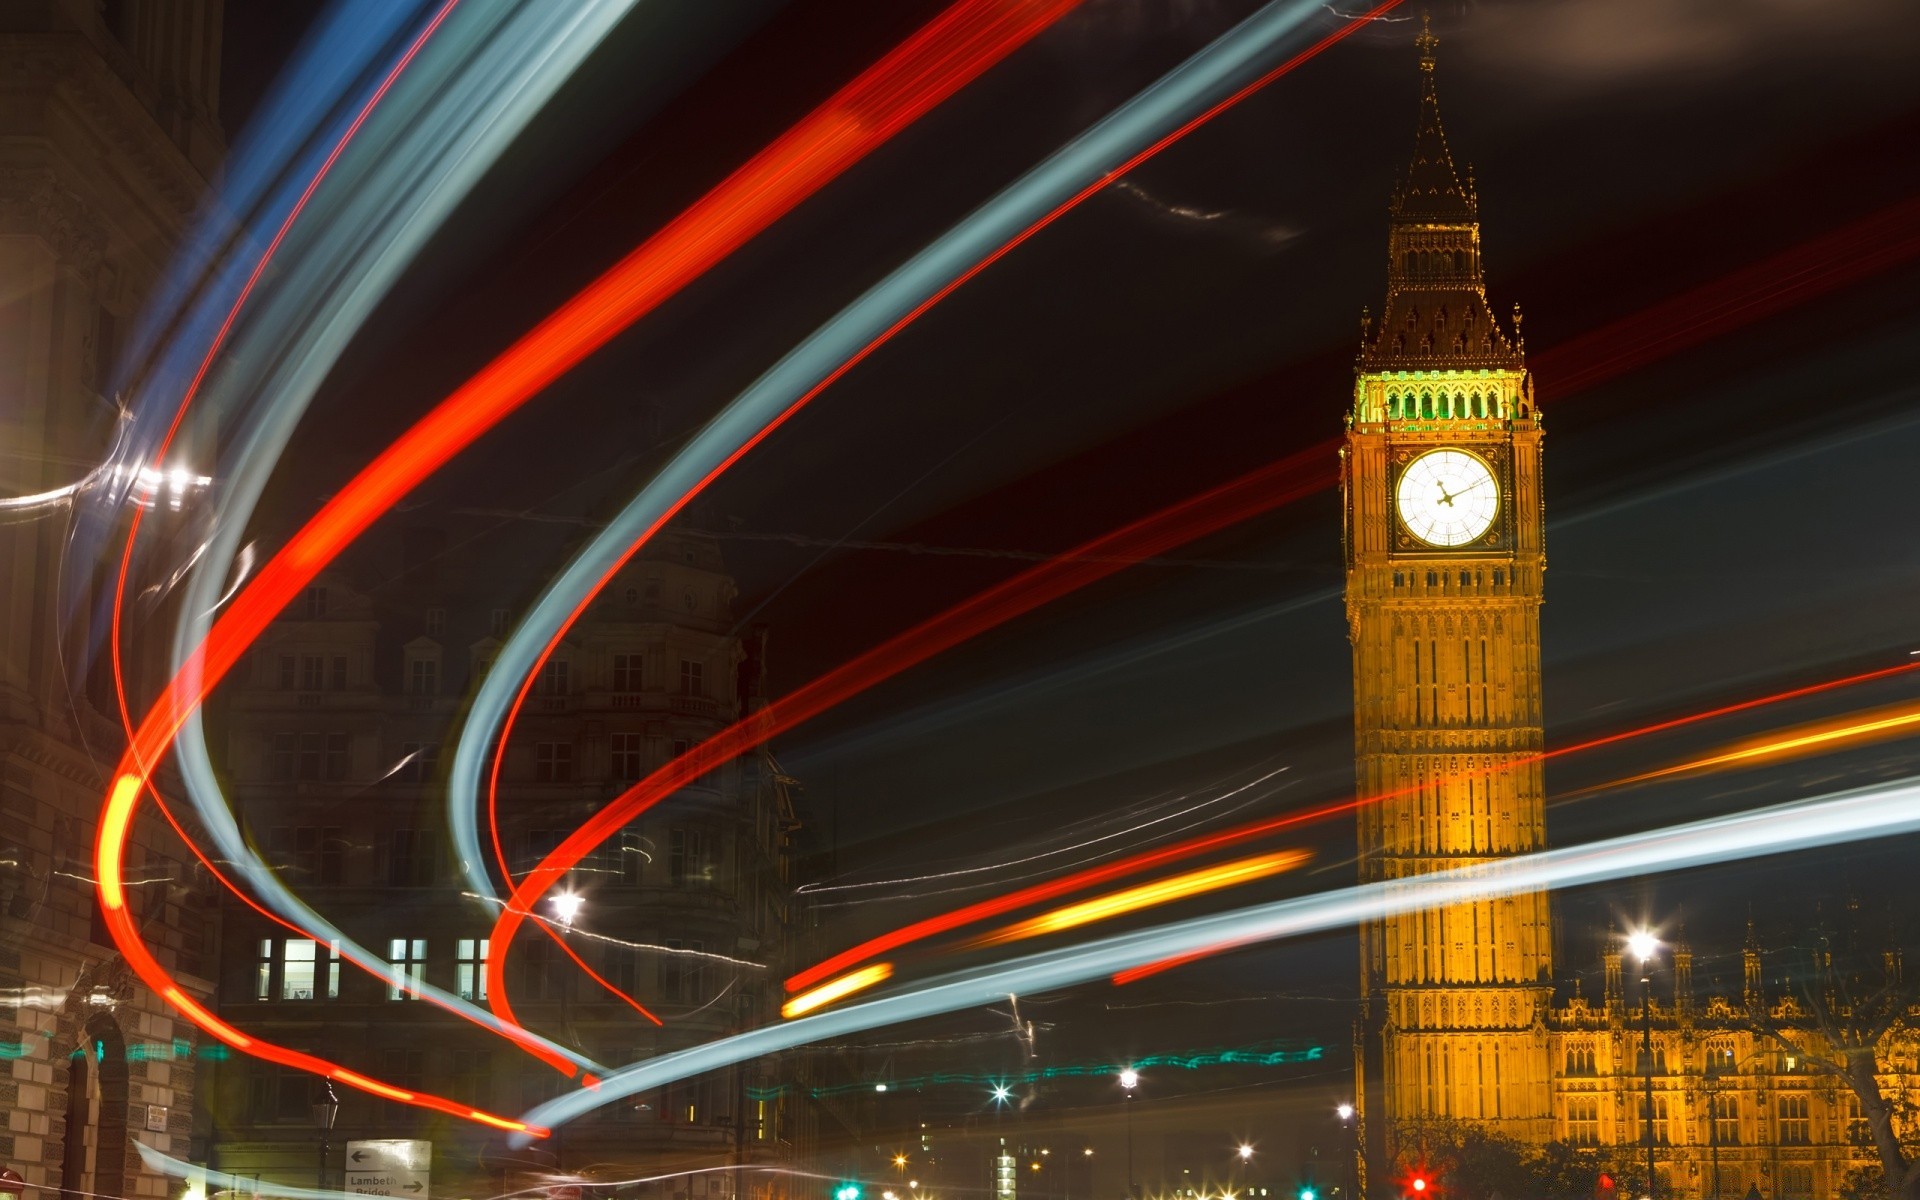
[
  {"xmin": 1471, "ymin": 392, "xmax": 1484, "ymax": 418},
  {"xmin": 1421, "ymin": 392, "xmax": 1434, "ymax": 419}
]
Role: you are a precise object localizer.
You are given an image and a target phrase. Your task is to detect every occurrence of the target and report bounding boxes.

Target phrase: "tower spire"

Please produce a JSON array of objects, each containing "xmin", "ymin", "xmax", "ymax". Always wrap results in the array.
[{"xmin": 1396, "ymin": 12, "xmax": 1473, "ymax": 222}]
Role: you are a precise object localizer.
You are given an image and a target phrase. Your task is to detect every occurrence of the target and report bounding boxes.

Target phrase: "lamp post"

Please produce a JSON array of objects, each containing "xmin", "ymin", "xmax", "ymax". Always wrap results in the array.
[
  {"xmin": 1335, "ymin": 1105, "xmax": 1356, "ymax": 1200},
  {"xmin": 1119, "ymin": 1070, "xmax": 1140, "ymax": 1200},
  {"xmin": 1627, "ymin": 932, "xmax": 1660, "ymax": 1200},
  {"xmin": 312, "ymin": 1081, "xmax": 340, "ymax": 1193}
]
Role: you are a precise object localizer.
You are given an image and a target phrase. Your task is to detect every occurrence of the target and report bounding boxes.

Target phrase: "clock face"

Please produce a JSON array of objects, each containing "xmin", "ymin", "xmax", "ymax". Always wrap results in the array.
[{"xmin": 1396, "ymin": 449, "xmax": 1499, "ymax": 547}]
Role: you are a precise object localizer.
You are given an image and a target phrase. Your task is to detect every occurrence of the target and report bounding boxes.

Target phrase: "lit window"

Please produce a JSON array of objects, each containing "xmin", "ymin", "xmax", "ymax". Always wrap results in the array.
[
  {"xmin": 457, "ymin": 938, "xmax": 489, "ymax": 1000},
  {"xmin": 256, "ymin": 938, "xmax": 274, "ymax": 1000},
  {"xmin": 387, "ymin": 938, "xmax": 427, "ymax": 1000},
  {"xmin": 280, "ymin": 939, "xmax": 340, "ymax": 1000}
]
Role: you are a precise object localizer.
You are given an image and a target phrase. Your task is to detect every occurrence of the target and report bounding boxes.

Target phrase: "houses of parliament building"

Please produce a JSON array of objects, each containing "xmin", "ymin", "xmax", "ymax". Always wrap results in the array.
[{"xmin": 1340, "ymin": 21, "xmax": 1920, "ymax": 1200}]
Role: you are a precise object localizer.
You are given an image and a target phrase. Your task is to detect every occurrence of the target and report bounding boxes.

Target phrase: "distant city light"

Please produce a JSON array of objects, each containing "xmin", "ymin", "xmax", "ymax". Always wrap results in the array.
[
  {"xmin": 992, "ymin": 1085, "xmax": 1012, "ymax": 1103},
  {"xmin": 1119, "ymin": 1068, "xmax": 1139, "ymax": 1090},
  {"xmin": 876, "ymin": 1083, "xmax": 888, "ymax": 1092},
  {"xmin": 1239, "ymin": 1146, "xmax": 1254, "ymax": 1162},
  {"xmin": 1336, "ymin": 1103, "xmax": 1354, "ymax": 1121}
]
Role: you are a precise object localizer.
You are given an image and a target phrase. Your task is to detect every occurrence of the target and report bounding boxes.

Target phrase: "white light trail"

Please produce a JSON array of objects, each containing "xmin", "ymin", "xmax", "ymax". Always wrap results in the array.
[{"xmin": 515, "ymin": 774, "xmax": 1920, "ymax": 1138}]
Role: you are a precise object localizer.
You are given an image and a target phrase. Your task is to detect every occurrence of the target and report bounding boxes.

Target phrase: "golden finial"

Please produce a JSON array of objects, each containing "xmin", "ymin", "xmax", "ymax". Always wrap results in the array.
[{"xmin": 1416, "ymin": 9, "xmax": 1438, "ymax": 72}]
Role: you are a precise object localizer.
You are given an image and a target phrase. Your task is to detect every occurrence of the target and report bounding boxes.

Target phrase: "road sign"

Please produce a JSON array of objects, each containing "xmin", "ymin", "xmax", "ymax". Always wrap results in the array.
[{"xmin": 344, "ymin": 1140, "xmax": 430, "ymax": 1200}]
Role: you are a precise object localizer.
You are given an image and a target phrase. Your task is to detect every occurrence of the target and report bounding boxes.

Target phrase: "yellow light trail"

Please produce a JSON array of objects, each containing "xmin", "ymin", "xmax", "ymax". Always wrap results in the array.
[
  {"xmin": 782, "ymin": 963, "xmax": 893, "ymax": 1019},
  {"xmin": 1609, "ymin": 698, "xmax": 1920, "ymax": 787},
  {"xmin": 972, "ymin": 849, "xmax": 1311, "ymax": 948}
]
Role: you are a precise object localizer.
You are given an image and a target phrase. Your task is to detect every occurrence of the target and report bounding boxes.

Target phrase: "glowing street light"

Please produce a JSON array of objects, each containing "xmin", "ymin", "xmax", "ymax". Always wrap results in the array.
[
  {"xmin": 1119, "ymin": 1068, "xmax": 1139, "ymax": 1090},
  {"xmin": 549, "ymin": 891, "xmax": 584, "ymax": 928},
  {"xmin": 1336, "ymin": 1103, "xmax": 1354, "ymax": 1121},
  {"xmin": 992, "ymin": 1085, "xmax": 1012, "ymax": 1104},
  {"xmin": 1627, "ymin": 929, "xmax": 1660, "ymax": 962},
  {"xmin": 1238, "ymin": 1146, "xmax": 1255, "ymax": 1163}
]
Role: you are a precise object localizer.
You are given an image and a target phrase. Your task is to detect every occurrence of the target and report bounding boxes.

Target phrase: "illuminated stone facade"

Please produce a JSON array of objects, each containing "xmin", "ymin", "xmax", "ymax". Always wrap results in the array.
[
  {"xmin": 1344, "ymin": 24, "xmax": 1920, "ymax": 1200},
  {"xmin": 1343, "ymin": 16, "xmax": 1551, "ymax": 1178},
  {"xmin": 0, "ymin": 2, "xmax": 223, "ymax": 1196},
  {"xmin": 1545, "ymin": 938, "xmax": 1919, "ymax": 1200}
]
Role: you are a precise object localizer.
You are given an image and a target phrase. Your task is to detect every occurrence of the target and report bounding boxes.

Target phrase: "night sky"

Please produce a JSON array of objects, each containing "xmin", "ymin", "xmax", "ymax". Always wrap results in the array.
[{"xmin": 214, "ymin": 0, "xmax": 1920, "ymax": 1165}]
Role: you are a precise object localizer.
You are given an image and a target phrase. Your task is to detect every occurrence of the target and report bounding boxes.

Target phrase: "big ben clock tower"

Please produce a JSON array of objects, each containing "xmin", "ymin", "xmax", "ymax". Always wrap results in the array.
[{"xmin": 1344, "ymin": 17, "xmax": 1553, "ymax": 1177}]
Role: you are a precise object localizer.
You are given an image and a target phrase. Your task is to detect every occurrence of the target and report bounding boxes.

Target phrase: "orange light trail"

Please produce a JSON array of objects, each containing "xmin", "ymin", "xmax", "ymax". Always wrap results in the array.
[
  {"xmin": 781, "ymin": 657, "xmax": 1920, "ymax": 994},
  {"xmin": 485, "ymin": 0, "xmax": 1408, "ymax": 1022},
  {"xmin": 781, "ymin": 963, "xmax": 894, "ymax": 1020},
  {"xmin": 95, "ymin": 0, "xmax": 1084, "ymax": 1127},
  {"xmin": 1593, "ymin": 698, "xmax": 1920, "ymax": 790},
  {"xmin": 972, "ymin": 850, "xmax": 1311, "ymax": 948},
  {"xmin": 96, "ymin": 774, "xmax": 550, "ymax": 1136}
]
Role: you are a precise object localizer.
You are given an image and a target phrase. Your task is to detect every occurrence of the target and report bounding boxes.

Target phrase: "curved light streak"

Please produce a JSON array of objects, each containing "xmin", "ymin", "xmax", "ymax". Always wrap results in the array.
[
  {"xmin": 517, "ymin": 774, "xmax": 1920, "ymax": 1138},
  {"xmin": 466, "ymin": 0, "xmax": 1401, "ymax": 1022},
  {"xmin": 781, "ymin": 964, "xmax": 896, "ymax": 1019},
  {"xmin": 98, "ymin": 0, "xmax": 647, "ymax": 1122}
]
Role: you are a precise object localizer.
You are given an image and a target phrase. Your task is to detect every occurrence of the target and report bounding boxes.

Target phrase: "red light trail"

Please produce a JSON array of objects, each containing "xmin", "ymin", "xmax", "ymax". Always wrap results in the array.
[
  {"xmin": 94, "ymin": 0, "xmax": 1085, "ymax": 1129},
  {"xmin": 784, "ymin": 657, "xmax": 1920, "ymax": 995},
  {"xmin": 483, "ymin": 0, "xmax": 1409, "ymax": 1028}
]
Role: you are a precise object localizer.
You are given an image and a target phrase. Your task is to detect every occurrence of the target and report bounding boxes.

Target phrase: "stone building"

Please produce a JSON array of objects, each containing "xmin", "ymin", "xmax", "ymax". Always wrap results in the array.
[
  {"xmin": 1541, "ymin": 934, "xmax": 1918, "ymax": 1200},
  {"xmin": 0, "ymin": 1, "xmax": 224, "ymax": 1197},
  {"xmin": 201, "ymin": 521, "xmax": 810, "ymax": 1200}
]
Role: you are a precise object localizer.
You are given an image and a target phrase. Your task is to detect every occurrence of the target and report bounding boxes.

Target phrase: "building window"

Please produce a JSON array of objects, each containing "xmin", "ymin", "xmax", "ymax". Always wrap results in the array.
[
  {"xmin": 1713, "ymin": 1094, "xmax": 1740, "ymax": 1145},
  {"xmin": 1779, "ymin": 1166, "xmax": 1813, "ymax": 1200},
  {"xmin": 535, "ymin": 659, "xmax": 570, "ymax": 697},
  {"xmin": 1566, "ymin": 1097, "xmax": 1599, "ymax": 1146},
  {"xmin": 389, "ymin": 829, "xmax": 437, "ymax": 887},
  {"xmin": 535, "ymin": 742, "xmax": 573, "ymax": 783},
  {"xmin": 617, "ymin": 827, "xmax": 650, "ymax": 884},
  {"xmin": 1777, "ymin": 1093, "xmax": 1810, "ymax": 1144},
  {"xmin": 669, "ymin": 827, "xmax": 713, "ymax": 886},
  {"xmin": 612, "ymin": 653, "xmax": 644, "ymax": 693},
  {"xmin": 679, "ymin": 659, "xmax": 703, "ymax": 696},
  {"xmin": 1639, "ymin": 1096, "xmax": 1671, "ymax": 1145},
  {"xmin": 332, "ymin": 656, "xmax": 348, "ymax": 689},
  {"xmin": 451, "ymin": 1050, "xmax": 492, "ymax": 1110},
  {"xmin": 300, "ymin": 655, "xmax": 325, "ymax": 691},
  {"xmin": 425, "ymin": 607, "xmax": 446, "ymax": 636},
  {"xmin": 256, "ymin": 938, "xmax": 275, "ymax": 1000},
  {"xmin": 280, "ymin": 939, "xmax": 341, "ymax": 1000},
  {"xmin": 279, "ymin": 655, "xmax": 295, "ymax": 689},
  {"xmin": 457, "ymin": 938, "xmax": 489, "ymax": 1000},
  {"xmin": 1565, "ymin": 1045, "xmax": 1596, "ymax": 1076},
  {"xmin": 408, "ymin": 658, "xmax": 437, "ymax": 695},
  {"xmin": 302, "ymin": 586, "xmax": 328, "ymax": 618},
  {"xmin": 271, "ymin": 826, "xmax": 344, "ymax": 886},
  {"xmin": 489, "ymin": 608, "xmax": 509, "ymax": 636},
  {"xmin": 611, "ymin": 732, "xmax": 644, "ymax": 783},
  {"xmin": 517, "ymin": 937, "xmax": 559, "ymax": 1001},
  {"xmin": 387, "ymin": 938, "xmax": 427, "ymax": 1000},
  {"xmin": 661, "ymin": 939, "xmax": 708, "ymax": 1004}
]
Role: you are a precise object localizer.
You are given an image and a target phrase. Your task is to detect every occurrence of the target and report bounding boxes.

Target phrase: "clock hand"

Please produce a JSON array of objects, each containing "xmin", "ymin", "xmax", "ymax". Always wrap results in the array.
[{"xmin": 1435, "ymin": 483, "xmax": 1457, "ymax": 507}]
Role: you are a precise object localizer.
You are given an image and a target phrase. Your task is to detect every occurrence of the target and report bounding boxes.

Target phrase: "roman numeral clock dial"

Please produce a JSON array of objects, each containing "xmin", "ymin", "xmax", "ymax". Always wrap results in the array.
[{"xmin": 1394, "ymin": 448, "xmax": 1498, "ymax": 547}]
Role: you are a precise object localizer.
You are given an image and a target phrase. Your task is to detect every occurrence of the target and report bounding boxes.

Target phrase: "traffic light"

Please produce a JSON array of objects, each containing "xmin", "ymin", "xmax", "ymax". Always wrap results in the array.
[
  {"xmin": 1299, "ymin": 1187, "xmax": 1318, "ymax": 1200},
  {"xmin": 1408, "ymin": 1176, "xmax": 1430, "ymax": 1196},
  {"xmin": 835, "ymin": 1185, "xmax": 862, "ymax": 1200}
]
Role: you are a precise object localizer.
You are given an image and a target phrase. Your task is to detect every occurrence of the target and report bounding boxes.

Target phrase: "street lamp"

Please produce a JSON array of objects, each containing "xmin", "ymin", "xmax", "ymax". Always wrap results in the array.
[
  {"xmin": 1628, "ymin": 931, "xmax": 1661, "ymax": 1200},
  {"xmin": 550, "ymin": 890, "xmax": 585, "ymax": 927},
  {"xmin": 1335, "ymin": 1104, "xmax": 1355, "ymax": 1200},
  {"xmin": 311, "ymin": 1080, "xmax": 340, "ymax": 1193},
  {"xmin": 1119, "ymin": 1069, "xmax": 1140, "ymax": 1200}
]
